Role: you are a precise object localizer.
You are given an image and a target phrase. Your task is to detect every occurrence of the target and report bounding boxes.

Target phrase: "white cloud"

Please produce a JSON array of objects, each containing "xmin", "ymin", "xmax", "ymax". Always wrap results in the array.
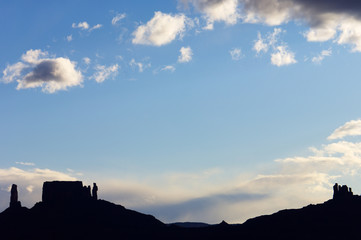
[
  {"xmin": 92, "ymin": 64, "xmax": 119, "ymax": 83},
  {"xmin": 72, "ymin": 21, "xmax": 102, "ymax": 32},
  {"xmin": 89, "ymin": 24, "xmax": 102, "ymax": 31},
  {"xmin": 271, "ymin": 45, "xmax": 297, "ymax": 66},
  {"xmin": 83, "ymin": 57, "xmax": 91, "ymax": 65},
  {"xmin": 181, "ymin": 0, "xmax": 240, "ymax": 30},
  {"xmin": 132, "ymin": 11, "xmax": 188, "ymax": 46},
  {"xmin": 328, "ymin": 120, "xmax": 361, "ymax": 140},
  {"xmin": 253, "ymin": 32, "xmax": 269, "ymax": 54},
  {"xmin": 253, "ymin": 28, "xmax": 296, "ymax": 66},
  {"xmin": 178, "ymin": 46, "xmax": 193, "ymax": 63},
  {"xmin": 66, "ymin": 34, "xmax": 73, "ymax": 42},
  {"xmin": 1, "ymin": 49, "xmax": 83, "ymax": 93},
  {"xmin": 153, "ymin": 65, "xmax": 176, "ymax": 74},
  {"xmin": 312, "ymin": 49, "xmax": 332, "ymax": 64},
  {"xmin": 72, "ymin": 21, "xmax": 89, "ymax": 30},
  {"xmin": 253, "ymin": 28, "xmax": 283, "ymax": 54},
  {"xmin": 305, "ymin": 27, "xmax": 337, "ymax": 42},
  {"xmin": 129, "ymin": 59, "xmax": 151, "ymax": 72},
  {"xmin": 275, "ymin": 140, "xmax": 361, "ymax": 177},
  {"xmin": 229, "ymin": 48, "xmax": 243, "ymax": 60},
  {"xmin": 161, "ymin": 65, "xmax": 176, "ymax": 72},
  {"xmin": 2, "ymin": 62, "xmax": 26, "ymax": 83},
  {"xmin": 337, "ymin": 18, "xmax": 361, "ymax": 52},
  {"xmin": 16, "ymin": 162, "xmax": 35, "ymax": 166},
  {"xmin": 21, "ymin": 49, "xmax": 47, "ymax": 64},
  {"xmin": 112, "ymin": 13, "xmax": 126, "ymax": 25},
  {"xmin": 271, "ymin": 46, "xmax": 297, "ymax": 67}
]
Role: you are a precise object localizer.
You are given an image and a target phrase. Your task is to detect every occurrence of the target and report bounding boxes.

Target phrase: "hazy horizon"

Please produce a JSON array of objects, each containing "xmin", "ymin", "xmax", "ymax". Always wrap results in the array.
[{"xmin": 2, "ymin": 0, "xmax": 361, "ymax": 224}]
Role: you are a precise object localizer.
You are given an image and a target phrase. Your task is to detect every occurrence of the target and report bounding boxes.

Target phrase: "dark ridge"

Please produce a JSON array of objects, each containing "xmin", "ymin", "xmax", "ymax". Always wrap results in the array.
[
  {"xmin": 1, "ymin": 182, "xmax": 361, "ymax": 239},
  {"xmin": 170, "ymin": 222, "xmax": 211, "ymax": 228}
]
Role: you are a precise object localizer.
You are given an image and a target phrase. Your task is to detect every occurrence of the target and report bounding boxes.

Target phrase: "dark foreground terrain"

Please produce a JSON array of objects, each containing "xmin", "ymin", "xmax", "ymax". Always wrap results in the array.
[{"xmin": 1, "ymin": 181, "xmax": 360, "ymax": 239}]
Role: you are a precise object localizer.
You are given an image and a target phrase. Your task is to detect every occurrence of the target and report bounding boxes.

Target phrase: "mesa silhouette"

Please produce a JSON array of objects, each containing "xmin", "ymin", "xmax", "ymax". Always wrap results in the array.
[{"xmin": 1, "ymin": 181, "xmax": 361, "ymax": 239}]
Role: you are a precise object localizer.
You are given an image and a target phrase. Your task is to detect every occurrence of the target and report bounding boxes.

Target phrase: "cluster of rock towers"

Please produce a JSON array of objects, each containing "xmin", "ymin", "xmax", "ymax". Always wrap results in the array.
[
  {"xmin": 333, "ymin": 183, "xmax": 353, "ymax": 200},
  {"xmin": 9, "ymin": 181, "xmax": 99, "ymax": 208}
]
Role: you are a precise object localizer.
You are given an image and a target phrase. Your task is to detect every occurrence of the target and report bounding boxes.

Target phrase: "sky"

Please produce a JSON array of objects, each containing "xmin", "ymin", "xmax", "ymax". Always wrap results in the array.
[{"xmin": 2, "ymin": 0, "xmax": 361, "ymax": 224}]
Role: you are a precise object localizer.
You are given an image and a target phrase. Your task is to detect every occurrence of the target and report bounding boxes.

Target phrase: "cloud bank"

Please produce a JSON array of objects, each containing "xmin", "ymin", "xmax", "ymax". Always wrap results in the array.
[
  {"xmin": 99, "ymin": 118, "xmax": 361, "ymax": 223},
  {"xmin": 180, "ymin": 0, "xmax": 361, "ymax": 52},
  {"xmin": 3, "ymin": 117, "xmax": 361, "ymax": 224}
]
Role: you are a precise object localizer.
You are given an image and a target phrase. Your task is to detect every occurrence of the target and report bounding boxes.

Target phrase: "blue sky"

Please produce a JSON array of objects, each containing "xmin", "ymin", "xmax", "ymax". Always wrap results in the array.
[{"xmin": 2, "ymin": 0, "xmax": 361, "ymax": 223}]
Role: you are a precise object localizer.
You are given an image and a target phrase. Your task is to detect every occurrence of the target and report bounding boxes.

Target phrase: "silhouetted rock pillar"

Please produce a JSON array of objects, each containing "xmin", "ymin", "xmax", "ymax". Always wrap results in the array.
[
  {"xmin": 92, "ymin": 183, "xmax": 98, "ymax": 200},
  {"xmin": 10, "ymin": 184, "xmax": 21, "ymax": 208}
]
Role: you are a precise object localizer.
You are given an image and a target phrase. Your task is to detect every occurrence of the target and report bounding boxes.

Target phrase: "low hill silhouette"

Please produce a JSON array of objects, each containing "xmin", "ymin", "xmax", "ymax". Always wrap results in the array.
[{"xmin": 1, "ymin": 181, "xmax": 361, "ymax": 239}]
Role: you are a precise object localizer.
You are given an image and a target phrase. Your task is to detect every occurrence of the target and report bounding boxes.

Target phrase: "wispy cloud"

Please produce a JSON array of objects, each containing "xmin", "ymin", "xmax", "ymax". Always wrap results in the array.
[
  {"xmin": 312, "ymin": 49, "xmax": 332, "ymax": 64},
  {"xmin": 161, "ymin": 65, "xmax": 176, "ymax": 72},
  {"xmin": 328, "ymin": 119, "xmax": 361, "ymax": 140},
  {"xmin": 72, "ymin": 21, "xmax": 102, "ymax": 32},
  {"xmin": 91, "ymin": 64, "xmax": 119, "ymax": 83},
  {"xmin": 89, "ymin": 24, "xmax": 102, "ymax": 31},
  {"xmin": 253, "ymin": 28, "xmax": 296, "ymax": 66},
  {"xmin": 229, "ymin": 48, "xmax": 243, "ymax": 60},
  {"xmin": 253, "ymin": 28, "xmax": 283, "ymax": 54},
  {"xmin": 129, "ymin": 59, "xmax": 151, "ymax": 72},
  {"xmin": 16, "ymin": 162, "xmax": 35, "ymax": 166},
  {"xmin": 112, "ymin": 13, "xmax": 126, "ymax": 25},
  {"xmin": 178, "ymin": 46, "xmax": 193, "ymax": 63},
  {"xmin": 66, "ymin": 34, "xmax": 72, "ymax": 42},
  {"xmin": 253, "ymin": 32, "xmax": 269, "ymax": 54},
  {"xmin": 82, "ymin": 57, "xmax": 91, "ymax": 65}
]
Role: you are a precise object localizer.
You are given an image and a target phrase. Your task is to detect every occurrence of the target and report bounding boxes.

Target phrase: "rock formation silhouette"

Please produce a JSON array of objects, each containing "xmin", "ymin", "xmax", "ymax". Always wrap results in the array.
[
  {"xmin": 9, "ymin": 184, "xmax": 21, "ymax": 208},
  {"xmin": 92, "ymin": 182, "xmax": 98, "ymax": 200},
  {"xmin": 333, "ymin": 183, "xmax": 353, "ymax": 200},
  {"xmin": 2, "ymin": 181, "xmax": 361, "ymax": 239},
  {"xmin": 42, "ymin": 181, "xmax": 97, "ymax": 205}
]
